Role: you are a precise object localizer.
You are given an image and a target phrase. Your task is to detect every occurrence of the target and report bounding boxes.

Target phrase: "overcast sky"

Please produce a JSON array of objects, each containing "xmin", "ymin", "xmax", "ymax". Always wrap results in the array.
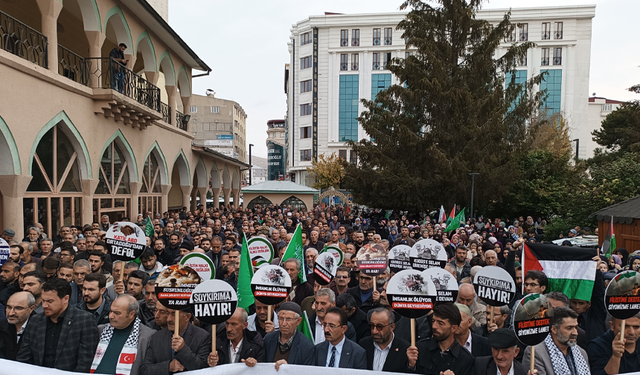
[{"xmin": 169, "ymin": 0, "xmax": 640, "ymax": 158}]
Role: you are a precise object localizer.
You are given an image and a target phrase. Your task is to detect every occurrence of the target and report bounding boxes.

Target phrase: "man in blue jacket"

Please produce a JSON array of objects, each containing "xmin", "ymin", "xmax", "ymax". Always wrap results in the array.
[
  {"xmin": 264, "ymin": 302, "xmax": 314, "ymax": 369},
  {"xmin": 588, "ymin": 315, "xmax": 640, "ymax": 375}
]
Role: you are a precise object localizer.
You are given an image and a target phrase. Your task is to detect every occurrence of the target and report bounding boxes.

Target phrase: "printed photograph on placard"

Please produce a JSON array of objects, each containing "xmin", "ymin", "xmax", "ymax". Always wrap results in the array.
[
  {"xmin": 247, "ymin": 237, "xmax": 274, "ymax": 270},
  {"xmin": 156, "ymin": 264, "xmax": 202, "ymax": 287},
  {"xmin": 388, "ymin": 245, "xmax": 412, "ymax": 273},
  {"xmin": 409, "ymin": 239, "xmax": 447, "ymax": 270},
  {"xmin": 325, "ymin": 245, "xmax": 344, "ymax": 267},
  {"xmin": 605, "ymin": 271, "xmax": 640, "ymax": 320},
  {"xmin": 512, "ymin": 293, "xmax": 555, "ymax": 346},
  {"xmin": 386, "ymin": 269, "xmax": 436, "ymax": 319},
  {"xmin": 155, "ymin": 264, "xmax": 202, "ymax": 310},
  {"xmin": 314, "ymin": 252, "xmax": 337, "ymax": 285},
  {"xmin": 422, "ymin": 267, "xmax": 458, "ymax": 303},
  {"xmin": 105, "ymin": 221, "xmax": 146, "ymax": 261},
  {"xmin": 251, "ymin": 265, "xmax": 292, "ymax": 305},
  {"xmin": 355, "ymin": 243, "xmax": 389, "ymax": 276}
]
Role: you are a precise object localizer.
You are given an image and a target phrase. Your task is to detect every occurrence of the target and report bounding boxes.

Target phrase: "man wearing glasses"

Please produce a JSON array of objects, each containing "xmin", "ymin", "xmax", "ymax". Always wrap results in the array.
[
  {"xmin": 334, "ymin": 266, "xmax": 351, "ymax": 295},
  {"xmin": 263, "ymin": 302, "xmax": 314, "ymax": 368},
  {"xmin": 358, "ymin": 307, "xmax": 410, "ymax": 372},
  {"xmin": 312, "ymin": 306, "xmax": 366, "ymax": 369}
]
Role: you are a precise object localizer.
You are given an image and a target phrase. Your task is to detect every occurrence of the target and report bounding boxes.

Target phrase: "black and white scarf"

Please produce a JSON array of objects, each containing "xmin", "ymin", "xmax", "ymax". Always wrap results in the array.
[{"xmin": 544, "ymin": 334, "xmax": 590, "ymax": 375}]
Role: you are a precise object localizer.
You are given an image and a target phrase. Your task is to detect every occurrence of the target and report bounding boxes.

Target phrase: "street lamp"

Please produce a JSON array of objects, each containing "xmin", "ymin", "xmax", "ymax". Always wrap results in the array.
[
  {"xmin": 249, "ymin": 144, "xmax": 254, "ymax": 185},
  {"xmin": 468, "ymin": 172, "xmax": 479, "ymax": 220}
]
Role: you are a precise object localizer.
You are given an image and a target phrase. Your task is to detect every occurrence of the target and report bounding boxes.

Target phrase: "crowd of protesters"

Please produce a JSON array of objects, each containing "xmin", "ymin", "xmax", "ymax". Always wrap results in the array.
[{"xmin": 0, "ymin": 203, "xmax": 636, "ymax": 375}]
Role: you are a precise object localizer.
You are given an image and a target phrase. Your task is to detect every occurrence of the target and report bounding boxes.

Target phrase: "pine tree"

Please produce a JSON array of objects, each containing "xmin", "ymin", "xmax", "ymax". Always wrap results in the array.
[{"xmin": 344, "ymin": 0, "xmax": 544, "ymax": 211}]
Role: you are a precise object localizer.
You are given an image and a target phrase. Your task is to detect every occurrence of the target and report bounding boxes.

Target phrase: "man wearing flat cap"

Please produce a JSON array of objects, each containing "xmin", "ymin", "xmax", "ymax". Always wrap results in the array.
[
  {"xmin": 263, "ymin": 302, "xmax": 315, "ymax": 369},
  {"xmin": 475, "ymin": 328, "xmax": 531, "ymax": 375},
  {"xmin": 1, "ymin": 229, "xmax": 14, "ymax": 242}
]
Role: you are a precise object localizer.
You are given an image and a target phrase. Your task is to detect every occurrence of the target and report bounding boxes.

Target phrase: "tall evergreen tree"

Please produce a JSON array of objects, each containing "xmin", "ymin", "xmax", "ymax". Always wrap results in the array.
[{"xmin": 344, "ymin": 0, "xmax": 544, "ymax": 211}]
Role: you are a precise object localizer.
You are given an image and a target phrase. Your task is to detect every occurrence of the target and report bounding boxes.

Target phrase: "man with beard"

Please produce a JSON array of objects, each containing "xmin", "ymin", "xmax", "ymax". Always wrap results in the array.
[
  {"xmin": 138, "ymin": 280, "xmax": 157, "ymax": 325},
  {"xmin": 8, "ymin": 245, "xmax": 23, "ymax": 265},
  {"xmin": 305, "ymin": 248, "xmax": 318, "ymax": 275},
  {"xmin": 284, "ymin": 259, "xmax": 314, "ymax": 305},
  {"xmin": 0, "ymin": 292, "xmax": 35, "ymax": 359},
  {"xmin": 150, "ymin": 303, "xmax": 169, "ymax": 330},
  {"xmin": 166, "ymin": 233, "xmax": 181, "ymax": 259},
  {"xmin": 152, "ymin": 238, "xmax": 174, "ymax": 267},
  {"xmin": 78, "ymin": 273, "xmax": 111, "ymax": 325},
  {"xmin": 524, "ymin": 306, "xmax": 589, "ymax": 375},
  {"xmin": 358, "ymin": 307, "xmax": 410, "ymax": 372},
  {"xmin": 264, "ymin": 302, "xmax": 314, "ymax": 367},
  {"xmin": 0, "ymin": 262, "xmax": 21, "ymax": 306},
  {"xmin": 22, "ymin": 271, "xmax": 45, "ymax": 314},
  {"xmin": 393, "ymin": 227, "xmax": 416, "ymax": 247},
  {"xmin": 247, "ymin": 300, "xmax": 278, "ymax": 339},
  {"xmin": 204, "ymin": 236, "xmax": 225, "ymax": 270},
  {"xmin": 346, "ymin": 273, "xmax": 382, "ymax": 314},
  {"xmin": 407, "ymin": 303, "xmax": 475, "ymax": 374},
  {"xmin": 449, "ymin": 246, "xmax": 471, "ymax": 282},
  {"xmin": 126, "ymin": 271, "xmax": 148, "ymax": 302},
  {"xmin": 353, "ymin": 231, "xmax": 366, "ymax": 252}
]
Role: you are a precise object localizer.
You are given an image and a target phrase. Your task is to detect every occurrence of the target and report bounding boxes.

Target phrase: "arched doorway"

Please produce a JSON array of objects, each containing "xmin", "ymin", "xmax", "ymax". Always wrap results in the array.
[
  {"xmin": 139, "ymin": 145, "xmax": 166, "ymax": 217},
  {"xmin": 168, "ymin": 151, "xmax": 190, "ymax": 211},
  {"xmin": 24, "ymin": 124, "xmax": 84, "ymax": 236},
  {"xmin": 281, "ymin": 196, "xmax": 307, "ymax": 210},
  {"xmin": 93, "ymin": 136, "xmax": 136, "ymax": 222},
  {"xmin": 246, "ymin": 195, "xmax": 273, "ymax": 210}
]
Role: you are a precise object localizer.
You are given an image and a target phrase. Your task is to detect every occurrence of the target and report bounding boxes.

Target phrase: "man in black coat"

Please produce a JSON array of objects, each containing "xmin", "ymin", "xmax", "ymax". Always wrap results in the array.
[
  {"xmin": 140, "ymin": 308, "xmax": 210, "ymax": 375},
  {"xmin": 263, "ymin": 302, "xmax": 314, "ymax": 368},
  {"xmin": 475, "ymin": 328, "xmax": 528, "ymax": 375},
  {"xmin": 212, "ymin": 308, "xmax": 265, "ymax": 365},
  {"xmin": 455, "ymin": 302, "xmax": 491, "ymax": 357},
  {"xmin": 359, "ymin": 307, "xmax": 411, "ymax": 372},
  {"xmin": 337, "ymin": 292, "xmax": 370, "ymax": 342},
  {"xmin": 0, "ymin": 261, "xmax": 21, "ymax": 306},
  {"xmin": 16, "ymin": 278, "xmax": 99, "ymax": 372},
  {"xmin": 0, "ymin": 291, "xmax": 35, "ymax": 360},
  {"xmin": 345, "ymin": 273, "xmax": 382, "ymax": 314}
]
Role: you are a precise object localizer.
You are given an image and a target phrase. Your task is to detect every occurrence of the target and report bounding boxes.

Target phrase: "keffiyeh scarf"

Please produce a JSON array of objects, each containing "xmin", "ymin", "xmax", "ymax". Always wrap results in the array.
[
  {"xmin": 90, "ymin": 318, "xmax": 141, "ymax": 375},
  {"xmin": 544, "ymin": 334, "xmax": 590, "ymax": 375}
]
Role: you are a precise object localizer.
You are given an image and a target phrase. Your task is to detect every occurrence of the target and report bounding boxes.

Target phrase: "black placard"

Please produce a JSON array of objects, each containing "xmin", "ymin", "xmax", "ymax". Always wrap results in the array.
[
  {"xmin": 190, "ymin": 280, "xmax": 237, "ymax": 325},
  {"xmin": 605, "ymin": 271, "xmax": 640, "ymax": 320},
  {"xmin": 410, "ymin": 239, "xmax": 447, "ymax": 270},
  {"xmin": 388, "ymin": 244, "xmax": 412, "ymax": 274},
  {"xmin": 314, "ymin": 252, "xmax": 337, "ymax": 285},
  {"xmin": 155, "ymin": 264, "xmax": 201, "ymax": 311},
  {"xmin": 473, "ymin": 266, "xmax": 516, "ymax": 306},
  {"xmin": 251, "ymin": 265, "xmax": 292, "ymax": 305},
  {"xmin": 386, "ymin": 269, "xmax": 436, "ymax": 319},
  {"xmin": 106, "ymin": 221, "xmax": 146, "ymax": 262},
  {"xmin": 512, "ymin": 293, "xmax": 554, "ymax": 346}
]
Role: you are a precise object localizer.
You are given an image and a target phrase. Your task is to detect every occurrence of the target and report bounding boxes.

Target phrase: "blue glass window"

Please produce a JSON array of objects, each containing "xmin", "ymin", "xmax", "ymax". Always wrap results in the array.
[
  {"xmin": 339, "ymin": 75, "xmax": 360, "ymax": 142},
  {"xmin": 540, "ymin": 69, "xmax": 562, "ymax": 116}
]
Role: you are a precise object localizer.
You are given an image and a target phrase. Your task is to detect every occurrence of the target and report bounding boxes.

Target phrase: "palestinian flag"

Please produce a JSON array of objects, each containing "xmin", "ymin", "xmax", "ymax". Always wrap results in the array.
[
  {"xmin": 446, "ymin": 206, "xmax": 455, "ymax": 226},
  {"xmin": 444, "ymin": 209, "xmax": 465, "ymax": 233},
  {"xmin": 523, "ymin": 243, "xmax": 597, "ymax": 301},
  {"xmin": 439, "ymin": 205, "xmax": 446, "ymax": 223},
  {"xmin": 603, "ymin": 216, "xmax": 617, "ymax": 257}
]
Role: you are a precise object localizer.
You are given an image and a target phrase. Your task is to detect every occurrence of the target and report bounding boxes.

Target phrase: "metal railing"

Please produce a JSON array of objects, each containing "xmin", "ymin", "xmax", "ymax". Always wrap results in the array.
[
  {"xmin": 176, "ymin": 110, "xmax": 188, "ymax": 131},
  {"xmin": 0, "ymin": 10, "xmax": 47, "ymax": 68},
  {"xmin": 340, "ymin": 63, "xmax": 348, "ymax": 71},
  {"xmin": 542, "ymin": 32, "xmax": 551, "ymax": 40},
  {"xmin": 351, "ymin": 39, "xmax": 359, "ymax": 46},
  {"xmin": 351, "ymin": 63, "xmax": 359, "ymax": 71},
  {"xmin": 384, "ymin": 37, "xmax": 392, "ymax": 45},
  {"xmin": 553, "ymin": 57, "xmax": 562, "ymax": 65},
  {"xmin": 85, "ymin": 57, "xmax": 160, "ymax": 112},
  {"xmin": 555, "ymin": 31, "xmax": 563, "ymax": 39},
  {"xmin": 161, "ymin": 102, "xmax": 171, "ymax": 124},
  {"xmin": 372, "ymin": 62, "xmax": 381, "ymax": 70},
  {"xmin": 340, "ymin": 38, "xmax": 348, "ymax": 46},
  {"xmin": 541, "ymin": 58, "xmax": 550, "ymax": 66},
  {"xmin": 373, "ymin": 37, "xmax": 381, "ymax": 46},
  {"xmin": 58, "ymin": 45, "xmax": 89, "ymax": 85}
]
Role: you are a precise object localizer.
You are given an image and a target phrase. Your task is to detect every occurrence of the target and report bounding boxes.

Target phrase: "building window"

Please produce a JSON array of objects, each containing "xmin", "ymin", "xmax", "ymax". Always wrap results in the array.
[
  {"xmin": 340, "ymin": 54, "xmax": 348, "ymax": 71},
  {"xmin": 602, "ymin": 104, "xmax": 613, "ymax": 112},
  {"xmin": 383, "ymin": 52, "xmax": 392, "ymax": 68},
  {"xmin": 190, "ymin": 106, "xmax": 197, "ymax": 113},
  {"xmin": 405, "ymin": 51, "xmax": 415, "ymax": 58},
  {"xmin": 351, "ymin": 54, "xmax": 359, "ymax": 71},
  {"xmin": 301, "ymin": 31, "xmax": 312, "ymax": 46},
  {"xmin": 211, "ymin": 106, "xmax": 219, "ymax": 113},
  {"xmin": 338, "ymin": 150, "xmax": 347, "ymax": 160},
  {"xmin": 300, "ymin": 79, "xmax": 312, "ymax": 93},
  {"xmin": 372, "ymin": 53, "xmax": 381, "ymax": 70},
  {"xmin": 372, "ymin": 74, "xmax": 392, "ymax": 100},
  {"xmin": 352, "ymin": 29, "xmax": 360, "ymax": 46},
  {"xmin": 518, "ymin": 23, "xmax": 528, "ymax": 41},
  {"xmin": 553, "ymin": 48, "xmax": 562, "ymax": 65},
  {"xmin": 373, "ymin": 28, "xmax": 381, "ymax": 45},
  {"xmin": 505, "ymin": 28, "xmax": 516, "ymax": 43},
  {"xmin": 518, "ymin": 53, "xmax": 527, "ymax": 66},
  {"xmin": 540, "ymin": 69, "xmax": 562, "ymax": 116},
  {"xmin": 300, "ymin": 126, "xmax": 311, "ymax": 138},
  {"xmin": 340, "ymin": 29, "xmax": 348, "ymax": 46},
  {"xmin": 542, "ymin": 22, "xmax": 551, "ymax": 40},
  {"xmin": 300, "ymin": 103, "xmax": 312, "ymax": 116},
  {"xmin": 350, "ymin": 150, "xmax": 357, "ymax": 164},
  {"xmin": 384, "ymin": 28, "xmax": 393, "ymax": 45},
  {"xmin": 555, "ymin": 22, "xmax": 563, "ymax": 39},
  {"xmin": 300, "ymin": 149, "xmax": 312, "ymax": 161},
  {"xmin": 541, "ymin": 48, "xmax": 550, "ymax": 66},
  {"xmin": 300, "ymin": 56, "xmax": 312, "ymax": 69},
  {"xmin": 339, "ymin": 74, "xmax": 359, "ymax": 142}
]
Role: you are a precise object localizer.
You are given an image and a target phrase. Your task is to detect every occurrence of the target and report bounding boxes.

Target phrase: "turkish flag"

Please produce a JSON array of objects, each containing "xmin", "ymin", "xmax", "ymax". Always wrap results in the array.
[{"xmin": 119, "ymin": 352, "xmax": 136, "ymax": 364}]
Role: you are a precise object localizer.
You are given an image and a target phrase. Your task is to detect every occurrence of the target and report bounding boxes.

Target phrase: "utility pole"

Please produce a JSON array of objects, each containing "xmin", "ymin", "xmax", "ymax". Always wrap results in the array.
[
  {"xmin": 468, "ymin": 172, "xmax": 479, "ymax": 220},
  {"xmin": 249, "ymin": 144, "xmax": 254, "ymax": 185}
]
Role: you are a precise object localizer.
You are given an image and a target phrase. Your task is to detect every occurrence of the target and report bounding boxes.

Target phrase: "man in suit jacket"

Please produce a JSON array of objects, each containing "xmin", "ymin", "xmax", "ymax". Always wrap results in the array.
[
  {"xmin": 313, "ymin": 306, "xmax": 366, "ymax": 369},
  {"xmin": 16, "ymin": 278, "xmax": 99, "ymax": 372},
  {"xmin": 0, "ymin": 292, "xmax": 35, "ymax": 360},
  {"xmin": 94, "ymin": 295, "xmax": 155, "ymax": 375},
  {"xmin": 263, "ymin": 302, "xmax": 314, "ymax": 368},
  {"xmin": 455, "ymin": 303, "xmax": 491, "ymax": 357},
  {"xmin": 140, "ymin": 308, "xmax": 210, "ymax": 375},
  {"xmin": 475, "ymin": 328, "xmax": 528, "ymax": 375},
  {"xmin": 359, "ymin": 307, "xmax": 411, "ymax": 372},
  {"xmin": 212, "ymin": 308, "xmax": 265, "ymax": 366}
]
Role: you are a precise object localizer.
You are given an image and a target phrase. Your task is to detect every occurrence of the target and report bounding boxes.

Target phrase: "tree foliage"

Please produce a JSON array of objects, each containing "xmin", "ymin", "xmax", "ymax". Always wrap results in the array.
[
  {"xmin": 306, "ymin": 153, "xmax": 345, "ymax": 190},
  {"xmin": 343, "ymin": 0, "xmax": 544, "ymax": 211},
  {"xmin": 592, "ymin": 101, "xmax": 640, "ymax": 153}
]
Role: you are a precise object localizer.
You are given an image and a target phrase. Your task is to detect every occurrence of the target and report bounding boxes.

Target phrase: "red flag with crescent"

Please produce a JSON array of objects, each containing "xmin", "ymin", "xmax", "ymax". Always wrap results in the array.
[{"xmin": 120, "ymin": 352, "xmax": 136, "ymax": 364}]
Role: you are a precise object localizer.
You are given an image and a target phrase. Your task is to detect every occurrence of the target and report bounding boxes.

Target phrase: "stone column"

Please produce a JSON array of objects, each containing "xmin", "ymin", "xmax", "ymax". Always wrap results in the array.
[
  {"xmin": 180, "ymin": 185, "xmax": 192, "ymax": 211},
  {"xmin": 145, "ymin": 71, "xmax": 159, "ymax": 86},
  {"xmin": 85, "ymin": 30, "xmax": 106, "ymax": 88},
  {"xmin": 190, "ymin": 187, "xmax": 197, "ymax": 212},
  {"xmin": 211, "ymin": 187, "xmax": 221, "ymax": 209},
  {"xmin": 160, "ymin": 184, "xmax": 171, "ymax": 213},
  {"xmin": 124, "ymin": 54, "xmax": 136, "ymax": 71},
  {"xmin": 0, "ymin": 175, "xmax": 32, "ymax": 240},
  {"xmin": 129, "ymin": 181, "xmax": 141, "ymax": 219},
  {"xmin": 223, "ymin": 189, "xmax": 231, "ymax": 208},
  {"xmin": 197, "ymin": 187, "xmax": 208, "ymax": 210},
  {"xmin": 165, "ymin": 86, "xmax": 178, "ymax": 124},
  {"xmin": 232, "ymin": 189, "xmax": 241, "ymax": 207},
  {"xmin": 81, "ymin": 179, "xmax": 99, "ymax": 227},
  {"xmin": 35, "ymin": 0, "xmax": 63, "ymax": 72}
]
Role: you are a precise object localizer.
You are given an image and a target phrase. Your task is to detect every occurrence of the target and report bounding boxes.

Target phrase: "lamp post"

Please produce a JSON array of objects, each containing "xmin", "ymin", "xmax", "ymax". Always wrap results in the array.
[
  {"xmin": 468, "ymin": 172, "xmax": 479, "ymax": 220},
  {"xmin": 249, "ymin": 144, "xmax": 254, "ymax": 185}
]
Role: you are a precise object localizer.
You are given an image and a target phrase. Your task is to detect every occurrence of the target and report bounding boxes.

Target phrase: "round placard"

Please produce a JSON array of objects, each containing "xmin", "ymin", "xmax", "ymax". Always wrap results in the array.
[
  {"xmin": 314, "ymin": 252, "xmax": 337, "ymax": 285},
  {"xmin": 325, "ymin": 245, "xmax": 344, "ymax": 267},
  {"xmin": 410, "ymin": 239, "xmax": 447, "ymax": 270},
  {"xmin": 355, "ymin": 243, "xmax": 389, "ymax": 276},
  {"xmin": 388, "ymin": 244, "xmax": 412, "ymax": 274},
  {"xmin": 189, "ymin": 279, "xmax": 237, "ymax": 325},
  {"xmin": 155, "ymin": 264, "xmax": 202, "ymax": 310},
  {"xmin": 512, "ymin": 293, "xmax": 554, "ymax": 346},
  {"xmin": 105, "ymin": 222, "xmax": 146, "ymax": 262},
  {"xmin": 422, "ymin": 267, "xmax": 458, "ymax": 304},
  {"xmin": 180, "ymin": 253, "xmax": 216, "ymax": 280},
  {"xmin": 0, "ymin": 238, "xmax": 9, "ymax": 266},
  {"xmin": 386, "ymin": 269, "xmax": 436, "ymax": 319},
  {"xmin": 247, "ymin": 237, "xmax": 275, "ymax": 270},
  {"xmin": 251, "ymin": 265, "xmax": 292, "ymax": 305},
  {"xmin": 605, "ymin": 271, "xmax": 640, "ymax": 320},
  {"xmin": 473, "ymin": 266, "xmax": 516, "ymax": 306}
]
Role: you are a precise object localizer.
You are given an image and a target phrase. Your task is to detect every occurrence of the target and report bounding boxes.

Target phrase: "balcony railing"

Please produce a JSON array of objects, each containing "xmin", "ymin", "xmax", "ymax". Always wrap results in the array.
[
  {"xmin": 541, "ymin": 58, "xmax": 550, "ymax": 66},
  {"xmin": 384, "ymin": 37, "xmax": 392, "ymax": 45},
  {"xmin": 555, "ymin": 31, "xmax": 563, "ymax": 40},
  {"xmin": 351, "ymin": 63, "xmax": 359, "ymax": 71},
  {"xmin": 340, "ymin": 63, "xmax": 348, "ymax": 71},
  {"xmin": 0, "ymin": 10, "xmax": 47, "ymax": 68},
  {"xmin": 161, "ymin": 102, "xmax": 171, "ymax": 124},
  {"xmin": 542, "ymin": 32, "xmax": 551, "ymax": 40},
  {"xmin": 58, "ymin": 45, "xmax": 89, "ymax": 85},
  {"xmin": 176, "ymin": 110, "xmax": 188, "ymax": 131},
  {"xmin": 340, "ymin": 38, "xmax": 348, "ymax": 47},
  {"xmin": 85, "ymin": 57, "xmax": 160, "ymax": 112},
  {"xmin": 373, "ymin": 37, "xmax": 380, "ymax": 46},
  {"xmin": 372, "ymin": 62, "xmax": 381, "ymax": 70},
  {"xmin": 553, "ymin": 57, "xmax": 562, "ymax": 65},
  {"xmin": 351, "ymin": 39, "xmax": 359, "ymax": 46}
]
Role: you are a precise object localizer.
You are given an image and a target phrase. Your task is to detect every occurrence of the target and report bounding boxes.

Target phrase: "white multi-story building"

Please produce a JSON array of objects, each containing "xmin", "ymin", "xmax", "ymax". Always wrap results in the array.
[
  {"xmin": 583, "ymin": 96, "xmax": 624, "ymax": 159},
  {"xmin": 285, "ymin": 6, "xmax": 596, "ymax": 186}
]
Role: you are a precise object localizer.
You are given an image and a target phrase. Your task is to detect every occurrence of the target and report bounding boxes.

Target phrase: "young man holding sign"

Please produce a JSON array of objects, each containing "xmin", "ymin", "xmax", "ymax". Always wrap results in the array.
[{"xmin": 588, "ymin": 314, "xmax": 640, "ymax": 375}]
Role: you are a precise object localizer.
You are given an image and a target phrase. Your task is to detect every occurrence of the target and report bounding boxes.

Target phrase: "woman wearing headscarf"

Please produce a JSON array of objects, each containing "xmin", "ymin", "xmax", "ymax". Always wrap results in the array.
[{"xmin": 387, "ymin": 228, "xmax": 398, "ymax": 244}]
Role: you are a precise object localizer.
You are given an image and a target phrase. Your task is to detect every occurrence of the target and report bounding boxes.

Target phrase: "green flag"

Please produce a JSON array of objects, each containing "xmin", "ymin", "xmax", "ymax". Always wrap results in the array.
[
  {"xmin": 298, "ymin": 311, "xmax": 313, "ymax": 342},
  {"xmin": 444, "ymin": 209, "xmax": 465, "ymax": 233},
  {"xmin": 282, "ymin": 224, "xmax": 307, "ymax": 283},
  {"xmin": 237, "ymin": 234, "xmax": 255, "ymax": 312},
  {"xmin": 145, "ymin": 216, "xmax": 154, "ymax": 237}
]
